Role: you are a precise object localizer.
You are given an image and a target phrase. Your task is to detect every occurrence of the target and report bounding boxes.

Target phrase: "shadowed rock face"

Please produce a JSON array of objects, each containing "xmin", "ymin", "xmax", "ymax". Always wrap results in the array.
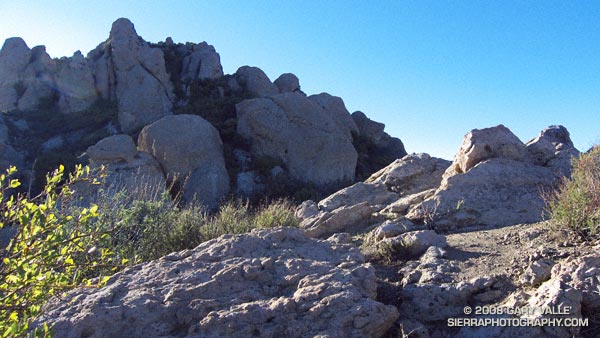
[
  {"xmin": 236, "ymin": 92, "xmax": 358, "ymax": 185},
  {"xmin": 35, "ymin": 228, "xmax": 399, "ymax": 338}
]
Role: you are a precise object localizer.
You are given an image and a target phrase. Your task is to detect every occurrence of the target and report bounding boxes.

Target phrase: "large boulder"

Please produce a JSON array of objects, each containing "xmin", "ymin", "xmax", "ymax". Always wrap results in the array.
[
  {"xmin": 55, "ymin": 51, "xmax": 98, "ymax": 113},
  {"xmin": 89, "ymin": 18, "xmax": 173, "ymax": 133},
  {"xmin": 137, "ymin": 114, "xmax": 229, "ymax": 207},
  {"xmin": 274, "ymin": 73, "xmax": 300, "ymax": 93},
  {"xmin": 86, "ymin": 134, "xmax": 137, "ymax": 164},
  {"xmin": 15, "ymin": 45, "xmax": 56, "ymax": 112},
  {"xmin": 367, "ymin": 153, "xmax": 451, "ymax": 196},
  {"xmin": 180, "ymin": 42, "xmax": 223, "ymax": 82},
  {"xmin": 308, "ymin": 93, "xmax": 358, "ymax": 138},
  {"xmin": 526, "ymin": 125, "xmax": 579, "ymax": 176},
  {"xmin": 407, "ymin": 125, "xmax": 579, "ymax": 229},
  {"xmin": 35, "ymin": 228, "xmax": 399, "ymax": 338},
  {"xmin": 0, "ymin": 37, "xmax": 32, "ymax": 111},
  {"xmin": 235, "ymin": 66, "xmax": 278, "ymax": 97},
  {"xmin": 448, "ymin": 124, "xmax": 528, "ymax": 175},
  {"xmin": 237, "ymin": 92, "xmax": 357, "ymax": 185}
]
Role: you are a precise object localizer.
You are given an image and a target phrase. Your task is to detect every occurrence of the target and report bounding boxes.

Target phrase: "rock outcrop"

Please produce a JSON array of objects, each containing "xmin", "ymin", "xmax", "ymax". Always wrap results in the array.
[
  {"xmin": 35, "ymin": 228, "xmax": 399, "ymax": 338},
  {"xmin": 274, "ymin": 73, "xmax": 300, "ymax": 93},
  {"xmin": 88, "ymin": 18, "xmax": 174, "ymax": 133},
  {"xmin": 406, "ymin": 125, "xmax": 580, "ymax": 229},
  {"xmin": 237, "ymin": 92, "xmax": 358, "ymax": 185},
  {"xmin": 352, "ymin": 111, "xmax": 407, "ymax": 161},
  {"xmin": 180, "ymin": 42, "xmax": 223, "ymax": 82},
  {"xmin": 0, "ymin": 39, "xmax": 57, "ymax": 112},
  {"xmin": 367, "ymin": 153, "xmax": 451, "ymax": 196},
  {"xmin": 235, "ymin": 66, "xmax": 279, "ymax": 97},
  {"xmin": 137, "ymin": 114, "xmax": 229, "ymax": 207},
  {"xmin": 55, "ymin": 51, "xmax": 98, "ymax": 113},
  {"xmin": 0, "ymin": 37, "xmax": 33, "ymax": 112}
]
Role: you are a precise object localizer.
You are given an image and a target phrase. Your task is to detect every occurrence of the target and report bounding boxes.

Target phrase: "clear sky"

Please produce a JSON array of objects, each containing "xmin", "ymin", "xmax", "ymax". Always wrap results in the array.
[{"xmin": 1, "ymin": 1, "xmax": 599, "ymax": 159}]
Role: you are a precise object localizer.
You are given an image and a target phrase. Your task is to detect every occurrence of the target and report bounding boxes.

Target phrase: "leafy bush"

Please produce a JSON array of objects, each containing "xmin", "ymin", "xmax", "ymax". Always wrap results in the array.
[
  {"xmin": 546, "ymin": 146, "xmax": 600, "ymax": 237},
  {"xmin": 0, "ymin": 165, "xmax": 122, "ymax": 337}
]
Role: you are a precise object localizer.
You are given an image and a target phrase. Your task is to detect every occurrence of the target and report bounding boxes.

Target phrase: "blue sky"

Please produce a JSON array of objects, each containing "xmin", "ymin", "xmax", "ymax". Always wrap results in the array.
[{"xmin": 1, "ymin": 1, "xmax": 599, "ymax": 159}]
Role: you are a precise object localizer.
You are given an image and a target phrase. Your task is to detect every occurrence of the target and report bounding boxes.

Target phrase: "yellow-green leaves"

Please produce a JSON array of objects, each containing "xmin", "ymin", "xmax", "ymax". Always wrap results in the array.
[{"xmin": 0, "ymin": 165, "xmax": 117, "ymax": 337}]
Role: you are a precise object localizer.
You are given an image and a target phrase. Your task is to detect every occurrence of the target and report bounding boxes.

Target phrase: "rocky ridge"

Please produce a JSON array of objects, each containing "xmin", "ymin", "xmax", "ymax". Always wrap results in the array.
[{"xmin": 0, "ymin": 17, "xmax": 406, "ymax": 205}]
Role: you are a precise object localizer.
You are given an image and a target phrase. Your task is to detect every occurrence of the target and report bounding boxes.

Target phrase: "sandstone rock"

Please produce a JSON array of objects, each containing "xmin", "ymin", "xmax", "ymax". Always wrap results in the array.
[
  {"xmin": 17, "ymin": 45, "xmax": 56, "ymax": 112},
  {"xmin": 318, "ymin": 182, "xmax": 398, "ymax": 212},
  {"xmin": 408, "ymin": 126, "xmax": 580, "ymax": 228},
  {"xmin": 274, "ymin": 73, "xmax": 300, "ymax": 93},
  {"xmin": 526, "ymin": 125, "xmax": 579, "ymax": 176},
  {"xmin": 367, "ymin": 153, "xmax": 451, "ymax": 196},
  {"xmin": 449, "ymin": 124, "xmax": 528, "ymax": 175},
  {"xmin": 295, "ymin": 200, "xmax": 319, "ymax": 220},
  {"xmin": 380, "ymin": 189, "xmax": 436, "ymax": 215},
  {"xmin": 0, "ymin": 37, "xmax": 32, "ymax": 111},
  {"xmin": 409, "ymin": 158, "xmax": 555, "ymax": 228},
  {"xmin": 138, "ymin": 114, "xmax": 229, "ymax": 207},
  {"xmin": 308, "ymin": 93, "xmax": 358, "ymax": 138},
  {"xmin": 89, "ymin": 18, "xmax": 173, "ymax": 133},
  {"xmin": 237, "ymin": 92, "xmax": 357, "ymax": 185},
  {"xmin": 399, "ymin": 276, "xmax": 499, "ymax": 322},
  {"xmin": 520, "ymin": 259, "xmax": 554, "ymax": 286},
  {"xmin": 35, "ymin": 228, "xmax": 398, "ymax": 338},
  {"xmin": 301, "ymin": 202, "xmax": 374, "ymax": 238},
  {"xmin": 370, "ymin": 218, "xmax": 418, "ymax": 241},
  {"xmin": 55, "ymin": 51, "xmax": 97, "ymax": 113},
  {"xmin": 382, "ymin": 230, "xmax": 447, "ymax": 257},
  {"xmin": 86, "ymin": 134, "xmax": 137, "ymax": 164},
  {"xmin": 180, "ymin": 42, "xmax": 223, "ymax": 81},
  {"xmin": 235, "ymin": 66, "xmax": 278, "ymax": 97}
]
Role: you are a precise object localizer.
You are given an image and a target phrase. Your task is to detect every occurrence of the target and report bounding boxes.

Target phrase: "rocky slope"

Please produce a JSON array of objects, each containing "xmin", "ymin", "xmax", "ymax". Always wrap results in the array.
[
  {"xmin": 0, "ymin": 17, "xmax": 405, "ymax": 204},
  {"xmin": 1, "ymin": 17, "xmax": 596, "ymax": 338}
]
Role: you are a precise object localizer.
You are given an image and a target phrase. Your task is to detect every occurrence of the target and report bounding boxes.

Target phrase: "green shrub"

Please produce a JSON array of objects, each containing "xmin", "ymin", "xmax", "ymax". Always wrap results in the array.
[
  {"xmin": 546, "ymin": 146, "xmax": 600, "ymax": 237},
  {"xmin": 0, "ymin": 165, "xmax": 122, "ymax": 337},
  {"xmin": 88, "ymin": 187, "xmax": 299, "ymax": 264}
]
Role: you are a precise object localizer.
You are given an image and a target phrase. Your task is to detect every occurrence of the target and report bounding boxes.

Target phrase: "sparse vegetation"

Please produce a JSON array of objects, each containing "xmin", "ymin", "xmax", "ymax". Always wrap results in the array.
[
  {"xmin": 0, "ymin": 164, "xmax": 300, "ymax": 336},
  {"xmin": 546, "ymin": 146, "xmax": 600, "ymax": 237}
]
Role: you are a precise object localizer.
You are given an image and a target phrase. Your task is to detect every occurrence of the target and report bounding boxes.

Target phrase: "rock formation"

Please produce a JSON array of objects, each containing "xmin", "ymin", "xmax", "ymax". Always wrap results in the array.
[
  {"xmin": 137, "ymin": 114, "xmax": 229, "ymax": 207},
  {"xmin": 237, "ymin": 92, "xmax": 358, "ymax": 185},
  {"xmin": 88, "ymin": 18, "xmax": 174, "ymax": 133},
  {"xmin": 406, "ymin": 125, "xmax": 580, "ymax": 229},
  {"xmin": 35, "ymin": 228, "xmax": 399, "ymax": 338}
]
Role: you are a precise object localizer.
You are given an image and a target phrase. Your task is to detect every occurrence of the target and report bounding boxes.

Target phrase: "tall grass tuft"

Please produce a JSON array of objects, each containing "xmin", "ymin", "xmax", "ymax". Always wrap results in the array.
[{"xmin": 545, "ymin": 146, "xmax": 600, "ymax": 237}]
